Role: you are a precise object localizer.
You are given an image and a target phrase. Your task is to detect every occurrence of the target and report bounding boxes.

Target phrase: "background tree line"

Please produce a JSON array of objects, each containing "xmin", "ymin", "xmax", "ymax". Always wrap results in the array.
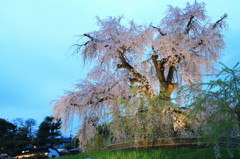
[{"xmin": 0, "ymin": 116, "xmax": 63, "ymax": 156}]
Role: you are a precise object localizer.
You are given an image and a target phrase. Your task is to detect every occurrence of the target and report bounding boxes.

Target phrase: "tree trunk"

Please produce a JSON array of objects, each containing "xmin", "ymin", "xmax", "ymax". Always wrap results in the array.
[{"xmin": 160, "ymin": 83, "xmax": 179, "ymax": 100}]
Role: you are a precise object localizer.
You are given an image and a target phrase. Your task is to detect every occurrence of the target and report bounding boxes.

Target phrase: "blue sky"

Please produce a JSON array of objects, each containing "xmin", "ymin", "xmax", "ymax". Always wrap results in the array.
[{"xmin": 0, "ymin": 0, "xmax": 239, "ymax": 130}]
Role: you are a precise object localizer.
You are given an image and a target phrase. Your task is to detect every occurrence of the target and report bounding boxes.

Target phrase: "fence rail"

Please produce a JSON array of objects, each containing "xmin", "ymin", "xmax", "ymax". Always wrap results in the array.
[{"xmin": 101, "ymin": 137, "xmax": 240, "ymax": 151}]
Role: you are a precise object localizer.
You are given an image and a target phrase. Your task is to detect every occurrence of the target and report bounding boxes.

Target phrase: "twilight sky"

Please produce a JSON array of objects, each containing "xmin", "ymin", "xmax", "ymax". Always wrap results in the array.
[{"xmin": 0, "ymin": 0, "xmax": 239, "ymax": 131}]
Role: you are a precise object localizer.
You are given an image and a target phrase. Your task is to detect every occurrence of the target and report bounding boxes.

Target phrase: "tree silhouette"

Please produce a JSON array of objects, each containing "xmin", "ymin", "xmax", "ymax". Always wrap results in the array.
[{"xmin": 36, "ymin": 116, "xmax": 61, "ymax": 147}]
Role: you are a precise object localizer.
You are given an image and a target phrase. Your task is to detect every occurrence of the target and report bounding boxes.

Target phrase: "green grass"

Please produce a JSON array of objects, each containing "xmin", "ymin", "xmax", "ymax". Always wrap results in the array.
[{"xmin": 59, "ymin": 147, "xmax": 240, "ymax": 159}]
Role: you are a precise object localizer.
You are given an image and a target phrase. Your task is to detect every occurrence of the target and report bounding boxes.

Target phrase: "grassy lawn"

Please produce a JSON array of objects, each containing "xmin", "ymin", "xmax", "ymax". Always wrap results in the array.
[{"xmin": 59, "ymin": 147, "xmax": 239, "ymax": 159}]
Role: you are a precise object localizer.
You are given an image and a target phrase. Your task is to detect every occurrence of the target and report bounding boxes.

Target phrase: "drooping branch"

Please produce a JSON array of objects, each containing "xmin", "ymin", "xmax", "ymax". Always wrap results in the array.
[
  {"xmin": 68, "ymin": 79, "xmax": 131, "ymax": 107},
  {"xmin": 69, "ymin": 96, "xmax": 111, "ymax": 107},
  {"xmin": 69, "ymin": 97, "xmax": 107, "ymax": 107}
]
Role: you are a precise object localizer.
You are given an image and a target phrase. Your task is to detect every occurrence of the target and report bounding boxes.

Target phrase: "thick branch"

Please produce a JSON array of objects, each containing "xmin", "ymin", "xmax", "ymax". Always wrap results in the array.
[
  {"xmin": 130, "ymin": 78, "xmax": 139, "ymax": 84},
  {"xmin": 166, "ymin": 54, "xmax": 183, "ymax": 82},
  {"xmin": 118, "ymin": 52, "xmax": 155, "ymax": 98},
  {"xmin": 167, "ymin": 66, "xmax": 175, "ymax": 83},
  {"xmin": 151, "ymin": 48, "xmax": 184, "ymax": 95},
  {"xmin": 184, "ymin": 15, "xmax": 194, "ymax": 34},
  {"xmin": 151, "ymin": 54, "xmax": 166, "ymax": 85}
]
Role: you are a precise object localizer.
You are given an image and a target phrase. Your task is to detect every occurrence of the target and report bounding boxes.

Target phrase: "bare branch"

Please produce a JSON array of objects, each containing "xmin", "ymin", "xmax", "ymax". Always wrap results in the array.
[
  {"xmin": 212, "ymin": 13, "xmax": 227, "ymax": 29},
  {"xmin": 130, "ymin": 78, "xmax": 139, "ymax": 84},
  {"xmin": 190, "ymin": 40, "xmax": 203, "ymax": 55},
  {"xmin": 83, "ymin": 33, "xmax": 95, "ymax": 41},
  {"xmin": 184, "ymin": 15, "xmax": 194, "ymax": 34},
  {"xmin": 151, "ymin": 25, "xmax": 167, "ymax": 36},
  {"xmin": 117, "ymin": 64, "xmax": 124, "ymax": 69}
]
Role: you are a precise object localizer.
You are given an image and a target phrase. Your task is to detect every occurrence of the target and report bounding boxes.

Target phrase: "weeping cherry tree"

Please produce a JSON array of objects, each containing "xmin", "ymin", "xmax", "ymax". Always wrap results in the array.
[{"xmin": 53, "ymin": 1, "xmax": 227, "ymax": 150}]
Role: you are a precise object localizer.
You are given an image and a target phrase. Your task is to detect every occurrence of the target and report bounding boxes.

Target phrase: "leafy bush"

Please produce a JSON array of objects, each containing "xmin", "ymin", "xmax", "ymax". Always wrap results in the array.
[{"xmin": 178, "ymin": 62, "xmax": 240, "ymax": 158}]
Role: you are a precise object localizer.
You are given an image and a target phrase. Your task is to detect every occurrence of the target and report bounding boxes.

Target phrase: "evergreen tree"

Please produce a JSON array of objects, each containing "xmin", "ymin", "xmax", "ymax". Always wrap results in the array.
[
  {"xmin": 36, "ymin": 116, "xmax": 62, "ymax": 147},
  {"xmin": 0, "ymin": 118, "xmax": 16, "ymax": 155}
]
